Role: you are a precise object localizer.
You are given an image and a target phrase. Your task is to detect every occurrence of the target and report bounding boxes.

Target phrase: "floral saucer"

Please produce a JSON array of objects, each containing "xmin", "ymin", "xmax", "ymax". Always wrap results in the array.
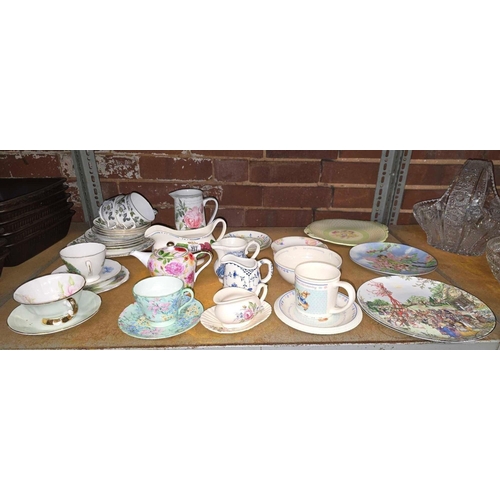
[
  {"xmin": 224, "ymin": 231, "xmax": 272, "ymax": 250},
  {"xmin": 7, "ymin": 290, "xmax": 101, "ymax": 335},
  {"xmin": 304, "ymin": 219, "xmax": 388, "ymax": 246},
  {"xmin": 200, "ymin": 302, "xmax": 272, "ymax": 333},
  {"xmin": 52, "ymin": 259, "xmax": 121, "ymax": 285},
  {"xmin": 118, "ymin": 298, "xmax": 203, "ymax": 340},
  {"xmin": 273, "ymin": 290, "xmax": 363, "ymax": 335},
  {"xmin": 85, "ymin": 266, "xmax": 130, "ymax": 294}
]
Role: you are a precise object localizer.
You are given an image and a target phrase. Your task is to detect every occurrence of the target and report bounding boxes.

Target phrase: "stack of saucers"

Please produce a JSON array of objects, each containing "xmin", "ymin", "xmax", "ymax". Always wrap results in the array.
[{"xmin": 84, "ymin": 217, "xmax": 154, "ymax": 257}]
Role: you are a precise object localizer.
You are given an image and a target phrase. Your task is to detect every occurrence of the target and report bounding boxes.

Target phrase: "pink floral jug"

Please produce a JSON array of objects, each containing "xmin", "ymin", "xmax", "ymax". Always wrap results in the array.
[
  {"xmin": 169, "ymin": 188, "xmax": 218, "ymax": 230},
  {"xmin": 131, "ymin": 243, "xmax": 212, "ymax": 288}
]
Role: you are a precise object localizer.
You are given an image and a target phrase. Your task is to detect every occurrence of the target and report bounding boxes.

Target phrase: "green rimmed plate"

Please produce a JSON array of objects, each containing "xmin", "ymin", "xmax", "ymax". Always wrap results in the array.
[{"xmin": 305, "ymin": 219, "xmax": 388, "ymax": 246}]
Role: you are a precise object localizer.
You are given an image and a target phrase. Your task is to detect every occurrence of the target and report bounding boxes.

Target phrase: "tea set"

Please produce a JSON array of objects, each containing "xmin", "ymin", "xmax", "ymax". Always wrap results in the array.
[{"xmin": 11, "ymin": 185, "xmax": 494, "ymax": 344}]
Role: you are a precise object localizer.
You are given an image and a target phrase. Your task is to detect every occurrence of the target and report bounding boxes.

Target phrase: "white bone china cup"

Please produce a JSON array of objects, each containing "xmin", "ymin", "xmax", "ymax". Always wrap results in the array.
[{"xmin": 59, "ymin": 242, "xmax": 106, "ymax": 284}]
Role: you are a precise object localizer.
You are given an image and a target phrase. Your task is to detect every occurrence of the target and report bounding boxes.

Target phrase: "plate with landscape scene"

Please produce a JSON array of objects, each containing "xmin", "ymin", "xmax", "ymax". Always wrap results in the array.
[
  {"xmin": 350, "ymin": 242, "xmax": 437, "ymax": 276},
  {"xmin": 357, "ymin": 276, "xmax": 496, "ymax": 343}
]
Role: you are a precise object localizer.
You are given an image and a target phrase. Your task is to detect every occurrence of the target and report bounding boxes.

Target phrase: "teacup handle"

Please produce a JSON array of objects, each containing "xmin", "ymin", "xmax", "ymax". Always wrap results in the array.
[
  {"xmin": 257, "ymin": 258, "xmax": 273, "ymax": 284},
  {"xmin": 244, "ymin": 240, "xmax": 260, "ymax": 259},
  {"xmin": 254, "ymin": 283, "xmax": 268, "ymax": 303},
  {"xmin": 178, "ymin": 288, "xmax": 195, "ymax": 315},
  {"xmin": 194, "ymin": 251, "xmax": 213, "ymax": 281},
  {"xmin": 211, "ymin": 218, "xmax": 227, "ymax": 241},
  {"xmin": 203, "ymin": 197, "xmax": 219, "ymax": 225},
  {"xmin": 330, "ymin": 281, "xmax": 356, "ymax": 315},
  {"xmin": 42, "ymin": 298, "xmax": 79, "ymax": 326}
]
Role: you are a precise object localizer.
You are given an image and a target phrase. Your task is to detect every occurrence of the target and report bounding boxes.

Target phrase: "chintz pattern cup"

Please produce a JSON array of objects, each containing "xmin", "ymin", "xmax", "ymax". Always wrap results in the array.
[
  {"xmin": 13, "ymin": 273, "xmax": 86, "ymax": 325},
  {"xmin": 133, "ymin": 276, "xmax": 194, "ymax": 326},
  {"xmin": 59, "ymin": 242, "xmax": 106, "ymax": 284},
  {"xmin": 294, "ymin": 261, "xmax": 355, "ymax": 322}
]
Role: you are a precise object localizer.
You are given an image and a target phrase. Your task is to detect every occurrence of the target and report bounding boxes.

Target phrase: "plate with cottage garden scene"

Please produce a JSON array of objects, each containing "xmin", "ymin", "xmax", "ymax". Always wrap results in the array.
[
  {"xmin": 304, "ymin": 219, "xmax": 388, "ymax": 246},
  {"xmin": 349, "ymin": 242, "xmax": 437, "ymax": 276},
  {"xmin": 357, "ymin": 276, "xmax": 496, "ymax": 343}
]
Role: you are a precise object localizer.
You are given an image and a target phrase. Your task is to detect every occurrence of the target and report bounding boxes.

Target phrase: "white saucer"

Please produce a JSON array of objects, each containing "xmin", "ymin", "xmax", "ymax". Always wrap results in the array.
[
  {"xmin": 273, "ymin": 290, "xmax": 363, "ymax": 335},
  {"xmin": 200, "ymin": 302, "xmax": 272, "ymax": 334},
  {"xmin": 52, "ymin": 259, "xmax": 121, "ymax": 285},
  {"xmin": 224, "ymin": 230, "xmax": 272, "ymax": 250},
  {"xmin": 85, "ymin": 266, "xmax": 130, "ymax": 294},
  {"xmin": 118, "ymin": 299, "xmax": 203, "ymax": 340},
  {"xmin": 7, "ymin": 290, "xmax": 102, "ymax": 335}
]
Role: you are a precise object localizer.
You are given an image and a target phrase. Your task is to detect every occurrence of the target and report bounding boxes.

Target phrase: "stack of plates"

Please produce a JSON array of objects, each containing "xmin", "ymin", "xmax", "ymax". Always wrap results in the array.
[{"xmin": 82, "ymin": 217, "xmax": 154, "ymax": 257}]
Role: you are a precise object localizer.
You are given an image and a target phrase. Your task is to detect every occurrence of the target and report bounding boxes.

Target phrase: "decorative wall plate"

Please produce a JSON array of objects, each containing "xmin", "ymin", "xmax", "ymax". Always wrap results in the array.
[
  {"xmin": 349, "ymin": 242, "xmax": 437, "ymax": 276},
  {"xmin": 305, "ymin": 219, "xmax": 388, "ymax": 246},
  {"xmin": 357, "ymin": 276, "xmax": 496, "ymax": 342}
]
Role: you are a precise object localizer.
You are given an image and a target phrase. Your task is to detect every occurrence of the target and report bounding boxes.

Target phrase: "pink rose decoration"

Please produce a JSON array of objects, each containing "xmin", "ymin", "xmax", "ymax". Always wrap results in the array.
[
  {"xmin": 185, "ymin": 271, "xmax": 195, "ymax": 285},
  {"xmin": 165, "ymin": 261, "xmax": 184, "ymax": 276},
  {"xmin": 184, "ymin": 206, "xmax": 203, "ymax": 229},
  {"xmin": 243, "ymin": 309, "xmax": 254, "ymax": 321}
]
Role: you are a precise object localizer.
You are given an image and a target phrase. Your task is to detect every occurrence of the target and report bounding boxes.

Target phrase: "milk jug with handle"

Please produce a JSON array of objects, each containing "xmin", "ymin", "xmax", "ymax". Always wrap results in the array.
[
  {"xmin": 212, "ymin": 237, "xmax": 261, "ymax": 279},
  {"xmin": 169, "ymin": 188, "xmax": 218, "ymax": 230}
]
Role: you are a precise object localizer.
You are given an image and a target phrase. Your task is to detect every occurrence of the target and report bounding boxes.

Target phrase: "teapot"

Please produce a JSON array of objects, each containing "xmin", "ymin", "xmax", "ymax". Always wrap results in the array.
[
  {"xmin": 131, "ymin": 243, "xmax": 212, "ymax": 288},
  {"xmin": 144, "ymin": 218, "xmax": 227, "ymax": 250}
]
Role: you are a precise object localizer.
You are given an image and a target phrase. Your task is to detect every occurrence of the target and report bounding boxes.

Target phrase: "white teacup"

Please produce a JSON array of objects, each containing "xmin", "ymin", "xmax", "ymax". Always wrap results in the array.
[
  {"xmin": 99, "ymin": 193, "xmax": 155, "ymax": 229},
  {"xmin": 99, "ymin": 197, "xmax": 118, "ymax": 228},
  {"xmin": 213, "ymin": 283, "xmax": 268, "ymax": 327},
  {"xmin": 294, "ymin": 262, "xmax": 356, "ymax": 321},
  {"xmin": 59, "ymin": 242, "xmax": 106, "ymax": 284},
  {"xmin": 13, "ymin": 273, "xmax": 86, "ymax": 325}
]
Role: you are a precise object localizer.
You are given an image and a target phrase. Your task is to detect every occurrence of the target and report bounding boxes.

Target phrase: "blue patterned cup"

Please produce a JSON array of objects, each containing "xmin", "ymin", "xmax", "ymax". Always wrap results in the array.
[
  {"xmin": 294, "ymin": 262, "xmax": 355, "ymax": 322},
  {"xmin": 133, "ymin": 276, "xmax": 194, "ymax": 326}
]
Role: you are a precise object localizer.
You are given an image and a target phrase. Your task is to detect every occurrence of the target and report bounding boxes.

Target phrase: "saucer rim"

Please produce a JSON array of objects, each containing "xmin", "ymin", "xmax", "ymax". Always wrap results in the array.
[
  {"xmin": 200, "ymin": 302, "xmax": 272, "ymax": 334},
  {"xmin": 273, "ymin": 290, "xmax": 363, "ymax": 335},
  {"xmin": 118, "ymin": 299, "xmax": 203, "ymax": 340},
  {"xmin": 224, "ymin": 230, "xmax": 272, "ymax": 250},
  {"xmin": 85, "ymin": 266, "xmax": 130, "ymax": 294},
  {"xmin": 7, "ymin": 290, "xmax": 102, "ymax": 335},
  {"xmin": 52, "ymin": 258, "xmax": 121, "ymax": 285}
]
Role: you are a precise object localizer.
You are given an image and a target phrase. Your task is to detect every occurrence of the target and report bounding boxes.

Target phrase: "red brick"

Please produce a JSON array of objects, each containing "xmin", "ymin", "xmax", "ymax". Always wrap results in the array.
[
  {"xmin": 263, "ymin": 186, "xmax": 331, "ymax": 208},
  {"xmin": 214, "ymin": 159, "xmax": 248, "ymax": 182},
  {"xmin": 332, "ymin": 187, "xmax": 376, "ymax": 208},
  {"xmin": 140, "ymin": 156, "xmax": 213, "ymax": 180},
  {"xmin": 245, "ymin": 209, "xmax": 313, "ymax": 227},
  {"xmin": 100, "ymin": 181, "xmax": 121, "ymax": 200},
  {"xmin": 220, "ymin": 185, "xmax": 262, "ymax": 207},
  {"xmin": 266, "ymin": 151, "xmax": 338, "ymax": 160},
  {"xmin": 150, "ymin": 207, "xmax": 176, "ymax": 227},
  {"xmin": 105, "ymin": 150, "xmax": 184, "ymax": 155},
  {"xmin": 338, "ymin": 151, "xmax": 382, "ymax": 160},
  {"xmin": 249, "ymin": 161, "xmax": 321, "ymax": 183},
  {"xmin": 192, "ymin": 150, "xmax": 264, "ymax": 158},
  {"xmin": 95, "ymin": 154, "xmax": 140, "ymax": 179},
  {"xmin": 321, "ymin": 161, "xmax": 380, "ymax": 184},
  {"xmin": 396, "ymin": 212, "xmax": 417, "ymax": 225},
  {"xmin": 411, "ymin": 150, "xmax": 491, "ymax": 160},
  {"xmin": 0, "ymin": 153, "xmax": 62, "ymax": 177},
  {"xmin": 400, "ymin": 189, "xmax": 447, "ymax": 209},
  {"xmin": 314, "ymin": 210, "xmax": 372, "ymax": 221},
  {"xmin": 217, "ymin": 208, "xmax": 245, "ymax": 227},
  {"xmin": 405, "ymin": 164, "xmax": 463, "ymax": 186}
]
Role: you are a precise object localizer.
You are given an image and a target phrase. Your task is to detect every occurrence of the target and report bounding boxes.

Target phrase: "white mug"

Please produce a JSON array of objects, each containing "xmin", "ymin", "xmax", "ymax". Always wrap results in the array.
[{"xmin": 294, "ymin": 262, "xmax": 356, "ymax": 321}]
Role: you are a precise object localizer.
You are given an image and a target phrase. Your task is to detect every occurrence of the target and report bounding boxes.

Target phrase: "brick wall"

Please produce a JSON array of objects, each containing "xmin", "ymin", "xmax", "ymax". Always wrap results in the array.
[{"xmin": 1, "ymin": 150, "xmax": 500, "ymax": 227}]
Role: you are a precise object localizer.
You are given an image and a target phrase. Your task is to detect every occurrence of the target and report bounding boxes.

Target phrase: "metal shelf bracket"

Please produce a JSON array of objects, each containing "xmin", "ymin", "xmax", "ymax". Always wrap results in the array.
[
  {"xmin": 371, "ymin": 150, "xmax": 412, "ymax": 225},
  {"xmin": 71, "ymin": 150, "xmax": 103, "ymax": 223}
]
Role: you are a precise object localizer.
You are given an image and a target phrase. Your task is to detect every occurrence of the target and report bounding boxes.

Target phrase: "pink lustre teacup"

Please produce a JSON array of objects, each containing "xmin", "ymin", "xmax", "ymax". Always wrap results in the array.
[{"xmin": 13, "ymin": 273, "xmax": 86, "ymax": 326}]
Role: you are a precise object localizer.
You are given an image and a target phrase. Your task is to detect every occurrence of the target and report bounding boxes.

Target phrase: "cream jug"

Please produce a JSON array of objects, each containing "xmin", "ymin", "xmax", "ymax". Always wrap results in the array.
[
  {"xmin": 169, "ymin": 188, "xmax": 219, "ymax": 230},
  {"xmin": 144, "ymin": 218, "xmax": 227, "ymax": 250},
  {"xmin": 212, "ymin": 237, "xmax": 261, "ymax": 279},
  {"xmin": 219, "ymin": 254, "xmax": 273, "ymax": 291}
]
